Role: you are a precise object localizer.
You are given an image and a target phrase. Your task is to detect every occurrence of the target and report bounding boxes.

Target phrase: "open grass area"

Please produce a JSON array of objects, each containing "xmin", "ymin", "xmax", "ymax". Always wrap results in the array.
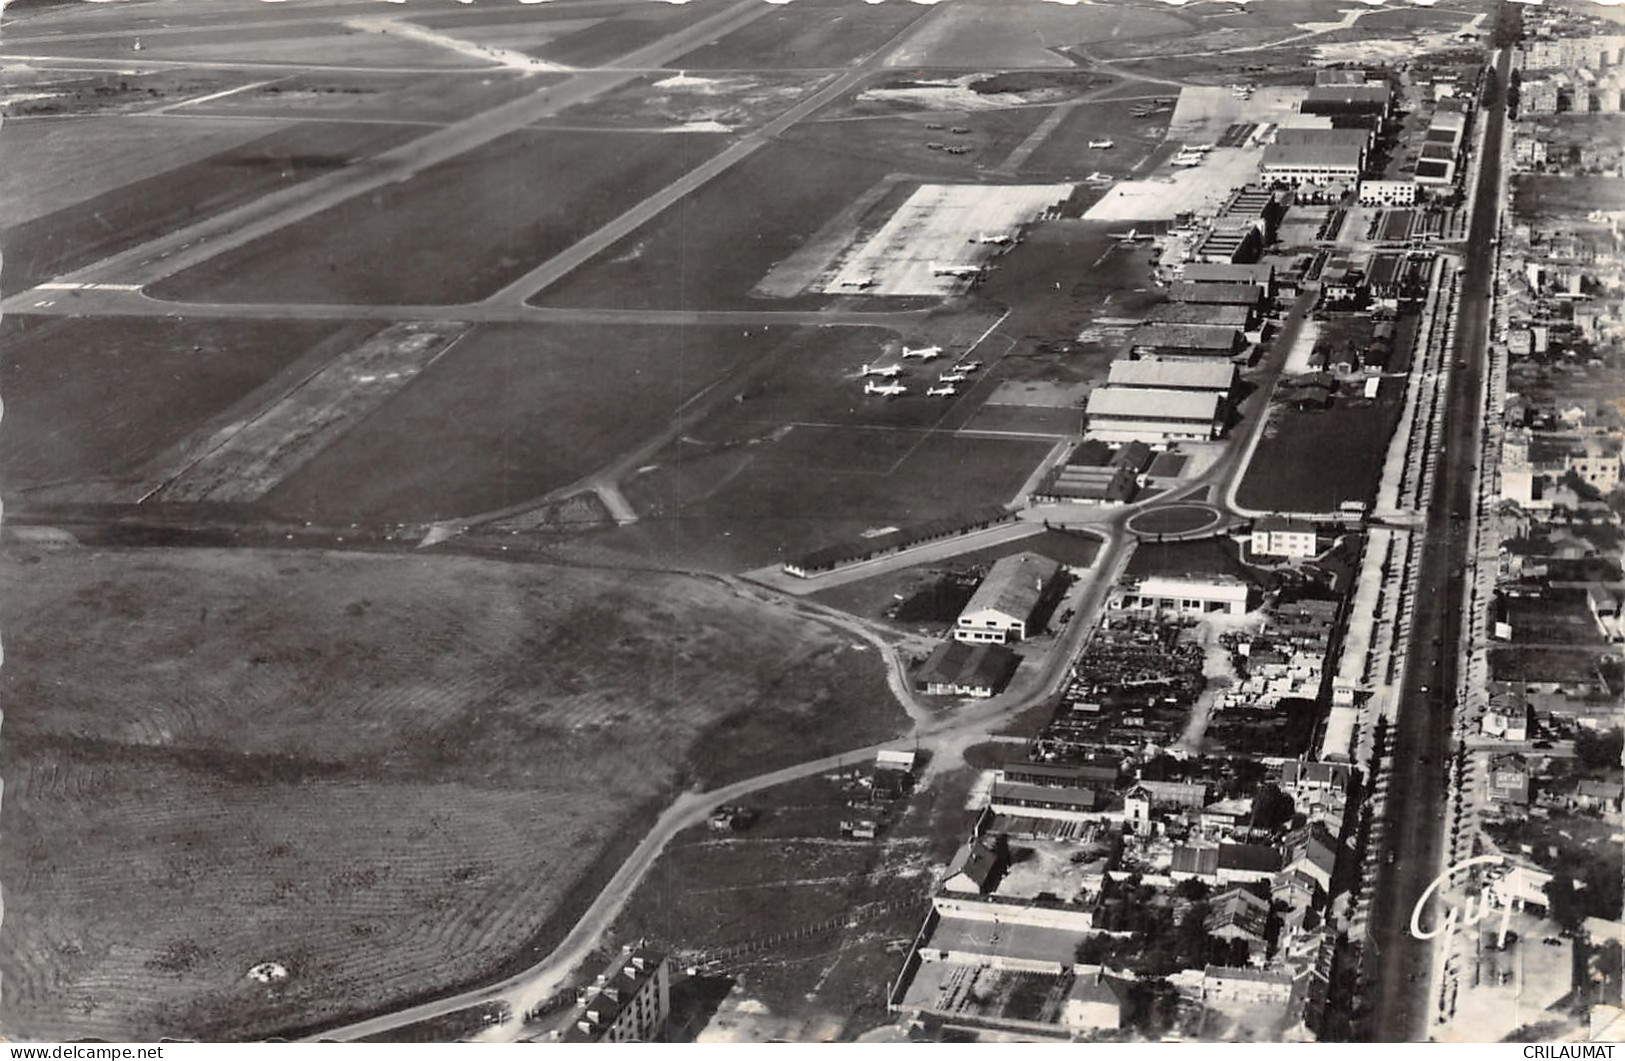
[
  {"xmin": 263, "ymin": 321, "xmax": 786, "ymax": 524},
  {"xmin": 0, "ymin": 315, "xmax": 360, "ymax": 498},
  {"xmin": 186, "ymin": 70, "xmax": 543, "ymax": 123},
  {"xmin": 666, "ymin": 0, "xmax": 930, "ymax": 69},
  {"xmin": 1490, "ymin": 647, "xmax": 1613, "ymax": 687},
  {"xmin": 1514, "ymin": 175, "xmax": 1625, "ymax": 220},
  {"xmin": 532, "ymin": 139, "xmax": 890, "ymax": 311},
  {"xmin": 526, "ymin": 1, "xmax": 719, "ymax": 66},
  {"xmin": 150, "ymin": 129, "xmax": 726, "ymax": 306},
  {"xmin": 0, "ymin": 116, "xmax": 274, "ymax": 228},
  {"xmin": 0, "ymin": 20, "xmax": 484, "ymax": 67},
  {"xmin": 543, "ymin": 71, "xmax": 823, "ymax": 130},
  {"xmin": 1018, "ymin": 100, "xmax": 1174, "ymax": 180},
  {"xmin": 786, "ymin": 107, "xmax": 1056, "ymax": 178},
  {"xmin": 884, "ymin": 0, "xmax": 1195, "ymax": 68},
  {"xmin": 619, "ymin": 426, "xmax": 1053, "ymax": 571},
  {"xmin": 1504, "ymin": 589, "xmax": 1609, "ymax": 646},
  {"xmin": 0, "ymin": 546, "xmax": 905, "ymax": 1041},
  {"xmin": 599, "ymin": 760, "xmax": 985, "ymax": 1041},
  {"xmin": 3, "ymin": 121, "xmax": 424, "ymax": 296}
]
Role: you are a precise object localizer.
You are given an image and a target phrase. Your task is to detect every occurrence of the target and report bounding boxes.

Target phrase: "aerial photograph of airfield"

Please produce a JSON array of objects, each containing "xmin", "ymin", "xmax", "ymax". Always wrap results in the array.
[{"xmin": 2, "ymin": 0, "xmax": 1623, "ymax": 1044}]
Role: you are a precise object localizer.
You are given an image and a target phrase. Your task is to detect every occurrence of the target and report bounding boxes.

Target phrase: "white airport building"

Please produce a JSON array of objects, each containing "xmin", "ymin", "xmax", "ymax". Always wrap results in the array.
[
  {"xmin": 1111, "ymin": 575, "xmax": 1251, "ymax": 617},
  {"xmin": 1083, "ymin": 388, "xmax": 1224, "ymax": 444}
]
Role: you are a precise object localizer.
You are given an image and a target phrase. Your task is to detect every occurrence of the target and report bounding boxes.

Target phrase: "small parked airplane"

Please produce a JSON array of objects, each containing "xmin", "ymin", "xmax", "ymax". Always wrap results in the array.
[
  {"xmin": 938, "ymin": 371, "xmax": 968, "ymax": 384},
  {"xmin": 902, "ymin": 345, "xmax": 943, "ymax": 360},
  {"xmin": 1088, "ymin": 139, "xmax": 1114, "ymax": 149},
  {"xmin": 954, "ymin": 360, "xmax": 982, "ymax": 373},
  {"xmin": 1108, "ymin": 228, "xmax": 1155, "ymax": 243},
  {"xmin": 930, "ymin": 261, "xmax": 984, "ymax": 278},
  {"xmin": 926, "ymin": 385, "xmax": 957, "ymax": 397},
  {"xmin": 865, "ymin": 379, "xmax": 907, "ymax": 397},
  {"xmin": 969, "ymin": 232, "xmax": 1013, "ymax": 245},
  {"xmin": 838, "ymin": 275, "xmax": 876, "ymax": 289},
  {"xmin": 861, "ymin": 363, "xmax": 903, "ymax": 378}
]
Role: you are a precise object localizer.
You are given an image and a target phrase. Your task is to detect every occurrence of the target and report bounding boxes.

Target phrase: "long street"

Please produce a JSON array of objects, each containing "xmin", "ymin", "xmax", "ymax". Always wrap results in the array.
[{"xmin": 1365, "ymin": 46, "xmax": 1509, "ymax": 1041}]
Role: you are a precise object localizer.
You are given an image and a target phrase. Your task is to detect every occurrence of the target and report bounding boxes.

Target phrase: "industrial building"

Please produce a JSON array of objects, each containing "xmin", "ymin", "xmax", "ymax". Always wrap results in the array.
[
  {"xmin": 954, "ymin": 552, "xmax": 1062, "ymax": 644},
  {"xmin": 1299, "ymin": 82, "xmax": 1392, "ymax": 124},
  {"xmin": 1032, "ymin": 462, "xmax": 1139, "ymax": 504},
  {"xmin": 1129, "ymin": 322, "xmax": 1247, "ymax": 361},
  {"xmin": 1107, "ymin": 357, "xmax": 1237, "ymax": 398},
  {"xmin": 1168, "ymin": 281, "xmax": 1267, "ymax": 315},
  {"xmin": 1181, "ymin": 261, "xmax": 1276, "ymax": 297},
  {"xmin": 1111, "ymin": 574, "xmax": 1251, "ymax": 616},
  {"xmin": 563, "ymin": 947, "xmax": 671, "ymax": 1043},
  {"xmin": 1194, "ymin": 218, "xmax": 1265, "ymax": 264},
  {"xmin": 1273, "ymin": 125, "xmax": 1371, "ymax": 156},
  {"xmin": 1083, "ymin": 387, "xmax": 1225, "ymax": 443},
  {"xmin": 1144, "ymin": 301, "xmax": 1253, "ymax": 329}
]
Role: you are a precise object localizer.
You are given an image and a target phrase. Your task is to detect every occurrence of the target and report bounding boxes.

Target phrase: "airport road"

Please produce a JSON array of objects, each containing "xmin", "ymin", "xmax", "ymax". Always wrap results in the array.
[
  {"xmin": 13, "ymin": 0, "xmax": 779, "ymax": 294},
  {"xmin": 1366, "ymin": 47, "xmax": 1507, "ymax": 1042},
  {"xmin": 311, "ymin": 526, "xmax": 1133, "ymax": 1042}
]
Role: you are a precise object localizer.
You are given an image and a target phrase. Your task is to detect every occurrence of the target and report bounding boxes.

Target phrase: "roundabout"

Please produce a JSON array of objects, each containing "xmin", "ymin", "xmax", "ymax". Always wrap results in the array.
[{"xmin": 1126, "ymin": 502, "xmax": 1226, "ymax": 540}]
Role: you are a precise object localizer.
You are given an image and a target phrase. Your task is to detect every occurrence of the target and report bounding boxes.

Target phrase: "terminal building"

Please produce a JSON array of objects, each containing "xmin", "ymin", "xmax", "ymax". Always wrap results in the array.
[
  {"xmin": 1358, "ymin": 179, "xmax": 1417, "ymax": 207},
  {"xmin": 1260, "ymin": 142, "xmax": 1364, "ymax": 186},
  {"xmin": 1083, "ymin": 387, "xmax": 1225, "ymax": 443}
]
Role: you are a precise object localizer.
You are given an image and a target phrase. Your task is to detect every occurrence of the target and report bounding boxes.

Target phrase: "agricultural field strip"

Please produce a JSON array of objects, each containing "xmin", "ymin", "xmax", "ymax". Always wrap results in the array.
[
  {"xmin": 6, "ymin": 0, "xmax": 778, "ymax": 296},
  {"xmin": 152, "ymin": 322, "xmax": 467, "ymax": 504},
  {"xmin": 485, "ymin": 4, "xmax": 955, "ymax": 305},
  {"xmin": 827, "ymin": 184, "xmax": 1074, "ymax": 296}
]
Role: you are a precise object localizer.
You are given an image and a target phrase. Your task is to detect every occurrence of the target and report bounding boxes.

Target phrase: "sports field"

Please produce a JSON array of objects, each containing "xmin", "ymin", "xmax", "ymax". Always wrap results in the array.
[
  {"xmin": 150, "ymin": 129, "xmax": 728, "ymax": 306},
  {"xmin": 0, "ymin": 546, "xmax": 905, "ymax": 1040}
]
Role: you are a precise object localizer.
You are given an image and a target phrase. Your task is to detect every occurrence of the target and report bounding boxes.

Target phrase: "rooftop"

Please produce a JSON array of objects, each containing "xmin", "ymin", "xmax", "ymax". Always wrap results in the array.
[
  {"xmin": 961, "ymin": 551, "xmax": 1061, "ymax": 623},
  {"xmin": 1085, "ymin": 388, "xmax": 1224, "ymax": 422},
  {"xmin": 1261, "ymin": 143, "xmax": 1366, "ymax": 171},
  {"xmin": 1130, "ymin": 322, "xmax": 1245, "ymax": 351},
  {"xmin": 1168, "ymin": 281, "xmax": 1265, "ymax": 306}
]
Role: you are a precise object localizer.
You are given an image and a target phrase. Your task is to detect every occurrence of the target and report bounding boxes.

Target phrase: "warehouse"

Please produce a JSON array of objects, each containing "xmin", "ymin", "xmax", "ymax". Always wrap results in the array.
[
  {"xmin": 1107, "ymin": 357, "xmax": 1237, "ymax": 398},
  {"xmin": 954, "ymin": 551, "xmax": 1062, "ymax": 644},
  {"xmin": 1129, "ymin": 322, "xmax": 1246, "ymax": 361},
  {"xmin": 1111, "ymin": 574, "xmax": 1251, "ymax": 616},
  {"xmin": 1144, "ymin": 301, "xmax": 1253, "ymax": 329},
  {"xmin": 1299, "ymin": 83, "xmax": 1392, "ymax": 123},
  {"xmin": 917, "ymin": 641, "xmax": 1019, "ymax": 698},
  {"xmin": 1083, "ymin": 388, "xmax": 1225, "ymax": 443},
  {"xmin": 1033, "ymin": 463, "xmax": 1139, "ymax": 504},
  {"xmin": 1194, "ymin": 218, "xmax": 1265, "ymax": 264},
  {"xmin": 1273, "ymin": 126, "xmax": 1371, "ymax": 156},
  {"xmin": 1260, "ymin": 142, "xmax": 1364, "ymax": 186},
  {"xmin": 1168, "ymin": 281, "xmax": 1267, "ymax": 315},
  {"xmin": 1181, "ymin": 262, "xmax": 1275, "ymax": 296}
]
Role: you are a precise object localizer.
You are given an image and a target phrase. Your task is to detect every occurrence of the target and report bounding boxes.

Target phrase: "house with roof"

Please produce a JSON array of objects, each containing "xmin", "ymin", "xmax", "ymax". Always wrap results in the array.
[
  {"xmin": 1283, "ymin": 823, "xmax": 1340, "ymax": 893},
  {"xmin": 1487, "ymin": 754, "xmax": 1531, "ymax": 808},
  {"xmin": 1251, "ymin": 516, "xmax": 1318, "ymax": 559},
  {"xmin": 1063, "ymin": 971, "xmax": 1131, "ymax": 1031},
  {"xmin": 1574, "ymin": 778, "xmax": 1623, "ymax": 813},
  {"xmin": 1277, "ymin": 760, "xmax": 1353, "ymax": 802},
  {"xmin": 1171, "ymin": 844, "xmax": 1221, "ymax": 882},
  {"xmin": 1202, "ymin": 964, "xmax": 1295, "ymax": 1004},
  {"xmin": 953, "ymin": 552, "xmax": 1062, "ymax": 645},
  {"xmin": 916, "ymin": 640, "xmax": 1019, "ymax": 699},
  {"xmin": 1084, "ymin": 388, "xmax": 1226, "ymax": 444},
  {"xmin": 1001, "ymin": 759, "xmax": 1121, "ymax": 789},
  {"xmin": 1218, "ymin": 843, "xmax": 1283, "ymax": 885},
  {"xmin": 1205, "ymin": 886, "xmax": 1272, "ymax": 950},
  {"xmin": 990, "ymin": 781, "xmax": 1099, "ymax": 822},
  {"xmin": 942, "ymin": 837, "xmax": 1006, "ymax": 895}
]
